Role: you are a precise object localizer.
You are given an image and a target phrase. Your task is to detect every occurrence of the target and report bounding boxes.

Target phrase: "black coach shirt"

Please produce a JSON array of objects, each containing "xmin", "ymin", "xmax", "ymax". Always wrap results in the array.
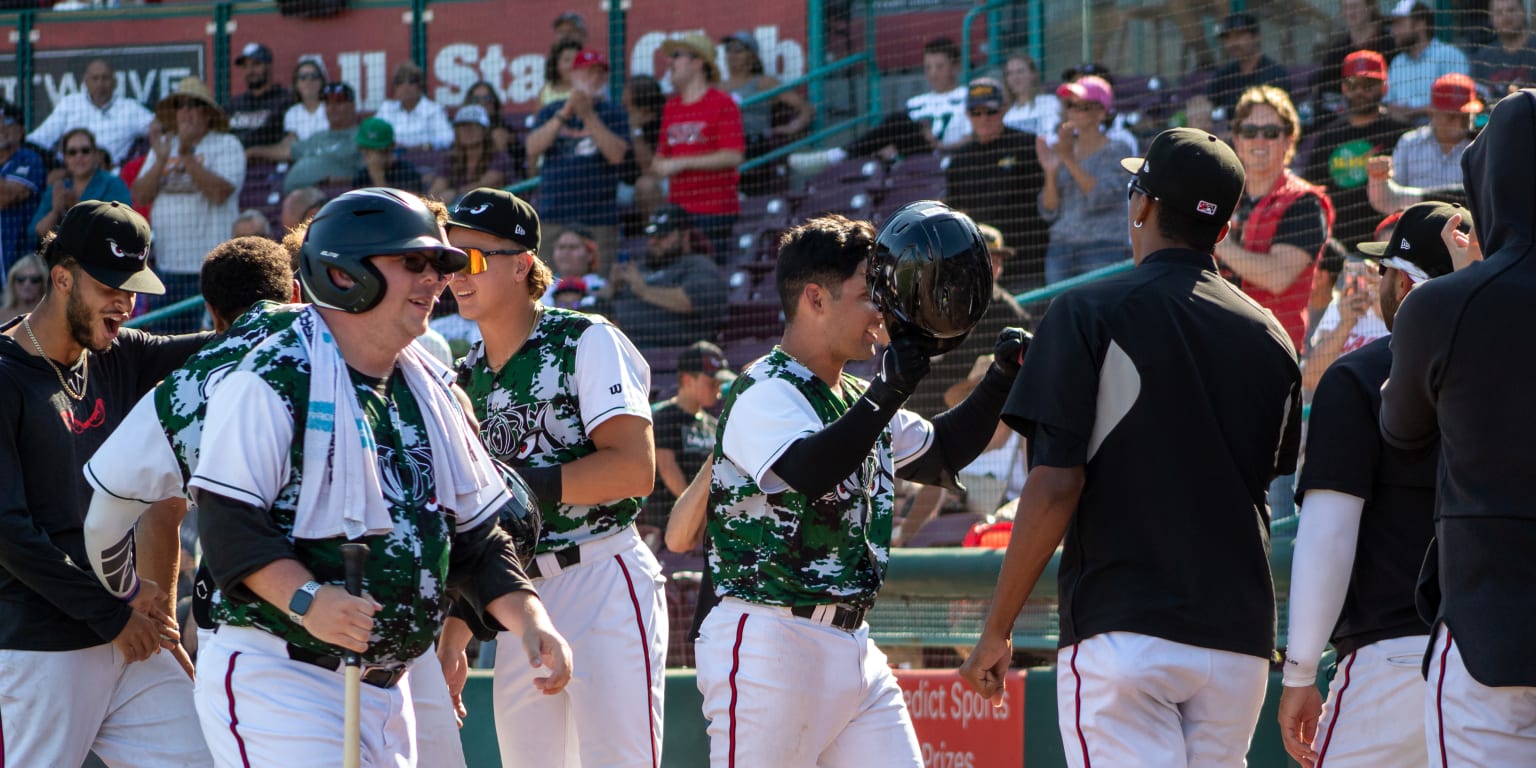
[
  {"xmin": 1003, "ymin": 247, "xmax": 1302, "ymax": 659},
  {"xmin": 641, "ymin": 400, "xmax": 716, "ymax": 528},
  {"xmin": 1295, "ymin": 336, "xmax": 1434, "ymax": 657},
  {"xmin": 0, "ymin": 319, "xmax": 211, "ymax": 651}
]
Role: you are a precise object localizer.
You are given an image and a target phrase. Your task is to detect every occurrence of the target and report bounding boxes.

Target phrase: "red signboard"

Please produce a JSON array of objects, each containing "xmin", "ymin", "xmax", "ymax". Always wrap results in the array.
[{"xmin": 897, "ymin": 668, "xmax": 1027, "ymax": 768}]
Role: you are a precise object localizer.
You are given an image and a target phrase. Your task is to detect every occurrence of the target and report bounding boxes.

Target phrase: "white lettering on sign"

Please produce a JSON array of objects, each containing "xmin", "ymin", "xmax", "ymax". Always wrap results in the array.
[
  {"xmin": 921, "ymin": 741, "xmax": 979, "ymax": 768},
  {"xmin": 433, "ymin": 43, "xmax": 555, "ymax": 106},
  {"xmin": 903, "ymin": 679, "xmax": 1013, "ymax": 725}
]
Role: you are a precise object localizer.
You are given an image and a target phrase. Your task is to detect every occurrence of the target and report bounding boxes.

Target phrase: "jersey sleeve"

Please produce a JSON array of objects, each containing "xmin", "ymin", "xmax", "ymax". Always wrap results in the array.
[
  {"xmin": 187, "ymin": 371, "xmax": 294, "ymax": 508},
  {"xmin": 1000, "ymin": 293, "xmax": 1108, "ymax": 468},
  {"xmin": 82, "ymin": 389, "xmax": 183, "ymax": 502},
  {"xmin": 890, "ymin": 408, "xmax": 935, "ymax": 469},
  {"xmin": 1380, "ymin": 287, "xmax": 1443, "ymax": 450},
  {"xmin": 573, "ymin": 322, "xmax": 653, "ymax": 433},
  {"xmin": 720, "ymin": 378, "xmax": 823, "ymax": 494},
  {"xmin": 1295, "ymin": 361, "xmax": 1380, "ymax": 502}
]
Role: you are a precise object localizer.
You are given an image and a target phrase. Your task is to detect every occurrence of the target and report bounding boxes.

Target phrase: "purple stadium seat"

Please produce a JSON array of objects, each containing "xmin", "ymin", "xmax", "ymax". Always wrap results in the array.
[
  {"xmin": 723, "ymin": 336, "xmax": 777, "ymax": 371},
  {"xmin": 876, "ymin": 178, "xmax": 946, "ymax": 221},
  {"xmin": 737, "ymin": 193, "xmax": 794, "ymax": 229},
  {"xmin": 401, "ymin": 147, "xmax": 447, "ymax": 183},
  {"xmin": 805, "ymin": 156, "xmax": 888, "ymax": 193},
  {"xmin": 795, "ymin": 181, "xmax": 875, "ymax": 221}
]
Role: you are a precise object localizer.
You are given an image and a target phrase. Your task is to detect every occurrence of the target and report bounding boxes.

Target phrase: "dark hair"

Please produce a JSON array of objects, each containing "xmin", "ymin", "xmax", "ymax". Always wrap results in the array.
[
  {"xmin": 60, "ymin": 127, "xmax": 97, "ymax": 152},
  {"xmin": 1154, "ymin": 205, "xmax": 1224, "ymax": 253},
  {"xmin": 36, "ymin": 232, "xmax": 72, "ymax": 296},
  {"xmin": 1409, "ymin": 3, "xmax": 1435, "ymax": 33},
  {"xmin": 464, "ymin": 81, "xmax": 505, "ymax": 128},
  {"xmin": 392, "ymin": 61, "xmax": 425, "ymax": 86},
  {"xmin": 449, "ymin": 122, "xmax": 496, "ymax": 189},
  {"xmin": 545, "ymin": 39, "xmax": 583, "ymax": 91},
  {"xmin": 292, "ymin": 58, "xmax": 327, "ymax": 94},
  {"xmin": 200, "ymin": 236, "xmax": 294, "ymax": 322},
  {"xmin": 775, "ymin": 214, "xmax": 876, "ymax": 322},
  {"xmin": 626, "ymin": 75, "xmax": 665, "ymax": 118},
  {"xmin": 924, "ymin": 37, "xmax": 961, "ymax": 63}
]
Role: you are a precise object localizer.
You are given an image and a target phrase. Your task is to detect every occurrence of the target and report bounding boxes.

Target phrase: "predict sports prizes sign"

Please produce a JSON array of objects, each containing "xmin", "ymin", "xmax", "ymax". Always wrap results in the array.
[{"xmin": 897, "ymin": 668, "xmax": 1026, "ymax": 768}]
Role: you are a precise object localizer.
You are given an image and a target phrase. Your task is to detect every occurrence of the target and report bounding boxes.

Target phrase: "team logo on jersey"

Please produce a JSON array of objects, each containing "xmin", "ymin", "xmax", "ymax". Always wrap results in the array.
[
  {"xmin": 480, "ymin": 391, "xmax": 560, "ymax": 461},
  {"xmin": 107, "ymin": 238, "xmax": 148, "ymax": 262},
  {"xmin": 61, "ymin": 398, "xmax": 107, "ymax": 434},
  {"xmin": 378, "ymin": 443, "xmax": 434, "ymax": 506}
]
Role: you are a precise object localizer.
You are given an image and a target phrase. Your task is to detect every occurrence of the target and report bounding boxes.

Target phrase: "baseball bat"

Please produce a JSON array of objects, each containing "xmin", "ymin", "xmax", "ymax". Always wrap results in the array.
[{"xmin": 341, "ymin": 542, "xmax": 370, "ymax": 768}]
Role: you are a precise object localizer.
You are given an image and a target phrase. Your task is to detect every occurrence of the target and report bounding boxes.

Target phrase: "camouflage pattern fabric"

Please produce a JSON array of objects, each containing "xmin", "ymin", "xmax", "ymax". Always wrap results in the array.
[
  {"xmin": 458, "ymin": 307, "xmax": 641, "ymax": 552},
  {"xmin": 708, "ymin": 347, "xmax": 898, "ymax": 609},
  {"xmin": 211, "ymin": 321, "xmax": 455, "ymax": 666}
]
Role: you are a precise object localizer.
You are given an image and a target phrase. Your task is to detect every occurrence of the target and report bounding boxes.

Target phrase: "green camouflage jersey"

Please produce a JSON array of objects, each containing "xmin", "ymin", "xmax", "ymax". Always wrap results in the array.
[
  {"xmin": 208, "ymin": 322, "xmax": 455, "ymax": 666},
  {"xmin": 457, "ymin": 307, "xmax": 652, "ymax": 552},
  {"xmin": 708, "ymin": 347, "xmax": 934, "ymax": 608}
]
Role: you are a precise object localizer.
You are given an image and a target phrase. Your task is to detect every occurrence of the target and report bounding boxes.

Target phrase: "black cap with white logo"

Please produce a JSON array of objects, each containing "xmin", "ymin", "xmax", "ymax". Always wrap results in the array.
[
  {"xmin": 1121, "ymin": 127, "xmax": 1246, "ymax": 227},
  {"xmin": 52, "ymin": 200, "xmax": 164, "ymax": 295},
  {"xmin": 1358, "ymin": 201, "xmax": 1468, "ymax": 283},
  {"xmin": 447, "ymin": 187, "xmax": 541, "ymax": 252}
]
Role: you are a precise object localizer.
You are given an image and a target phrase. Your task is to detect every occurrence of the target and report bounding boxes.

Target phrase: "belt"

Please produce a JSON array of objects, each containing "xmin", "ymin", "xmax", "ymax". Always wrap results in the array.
[
  {"xmin": 790, "ymin": 603, "xmax": 868, "ymax": 632},
  {"xmin": 286, "ymin": 643, "xmax": 408, "ymax": 689},
  {"xmin": 526, "ymin": 545, "xmax": 582, "ymax": 579}
]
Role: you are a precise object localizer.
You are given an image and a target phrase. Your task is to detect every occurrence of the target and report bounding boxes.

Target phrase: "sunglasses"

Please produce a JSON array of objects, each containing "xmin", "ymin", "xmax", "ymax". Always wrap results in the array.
[
  {"xmin": 296, "ymin": 72, "xmax": 323, "ymax": 82},
  {"xmin": 1235, "ymin": 124, "xmax": 1287, "ymax": 140},
  {"xmin": 64, "ymin": 146, "xmax": 96, "ymax": 156},
  {"xmin": 968, "ymin": 108, "xmax": 1001, "ymax": 117},
  {"xmin": 1065, "ymin": 100, "xmax": 1101, "ymax": 112},
  {"xmin": 670, "ymin": 50, "xmax": 696, "ymax": 60},
  {"xmin": 468, "ymin": 93, "xmax": 496, "ymax": 105},
  {"xmin": 382, "ymin": 252, "xmax": 457, "ymax": 277},
  {"xmin": 13, "ymin": 275, "xmax": 42, "ymax": 285},
  {"xmin": 1126, "ymin": 178, "xmax": 1158, "ymax": 201},
  {"xmin": 459, "ymin": 247, "xmax": 529, "ymax": 276}
]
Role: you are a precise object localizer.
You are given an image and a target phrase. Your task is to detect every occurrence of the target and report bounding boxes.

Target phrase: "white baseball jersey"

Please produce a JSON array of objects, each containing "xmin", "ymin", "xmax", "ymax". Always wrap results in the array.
[{"xmin": 905, "ymin": 86, "xmax": 970, "ymax": 148}]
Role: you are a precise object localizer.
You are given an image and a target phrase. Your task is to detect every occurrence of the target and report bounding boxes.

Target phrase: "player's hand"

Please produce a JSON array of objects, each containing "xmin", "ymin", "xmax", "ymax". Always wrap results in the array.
[
  {"xmin": 127, "ymin": 577, "xmax": 167, "ymax": 615},
  {"xmin": 874, "ymin": 333, "xmax": 931, "ymax": 400},
  {"xmin": 1277, "ymin": 683, "xmax": 1323, "ymax": 767},
  {"xmin": 1366, "ymin": 154, "xmax": 1392, "ymax": 181},
  {"xmin": 992, "ymin": 327, "xmax": 1031, "ymax": 377},
  {"xmin": 437, "ymin": 644, "xmax": 470, "ymax": 726},
  {"xmin": 171, "ymin": 642, "xmax": 196, "ymax": 680},
  {"xmin": 523, "ymin": 620, "xmax": 573, "ymax": 696},
  {"xmin": 1441, "ymin": 212, "xmax": 1483, "ymax": 271},
  {"xmin": 113, "ymin": 609, "xmax": 174, "ymax": 663},
  {"xmin": 958, "ymin": 631, "xmax": 1013, "ymax": 708},
  {"xmin": 301, "ymin": 586, "xmax": 379, "ymax": 654}
]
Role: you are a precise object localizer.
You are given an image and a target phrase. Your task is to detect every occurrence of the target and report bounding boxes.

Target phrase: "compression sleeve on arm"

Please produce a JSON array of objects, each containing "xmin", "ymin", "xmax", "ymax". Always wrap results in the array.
[
  {"xmin": 771, "ymin": 381, "xmax": 906, "ymax": 499},
  {"xmin": 899, "ymin": 366, "xmax": 1012, "ymax": 487},
  {"xmin": 82, "ymin": 493, "xmax": 151, "ymax": 599},
  {"xmin": 1282, "ymin": 489, "xmax": 1366, "ymax": 687},
  {"xmin": 445, "ymin": 516, "xmax": 536, "ymax": 635},
  {"xmin": 194, "ymin": 489, "xmax": 298, "ymax": 604}
]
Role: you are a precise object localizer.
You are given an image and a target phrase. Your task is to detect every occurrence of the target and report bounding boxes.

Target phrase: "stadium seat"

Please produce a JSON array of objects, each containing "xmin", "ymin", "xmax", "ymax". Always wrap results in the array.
[
  {"xmin": 723, "ymin": 336, "xmax": 776, "ymax": 370},
  {"xmin": 804, "ymin": 156, "xmax": 887, "ymax": 193},
  {"xmin": 401, "ymin": 147, "xmax": 447, "ymax": 184},
  {"xmin": 795, "ymin": 182, "xmax": 875, "ymax": 222}
]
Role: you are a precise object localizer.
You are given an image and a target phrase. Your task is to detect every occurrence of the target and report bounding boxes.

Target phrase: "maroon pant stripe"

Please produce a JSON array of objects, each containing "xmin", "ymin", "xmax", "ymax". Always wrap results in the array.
[
  {"xmin": 1314, "ymin": 651, "xmax": 1356, "ymax": 767},
  {"xmin": 615, "ymin": 555, "xmax": 660, "ymax": 768},
  {"xmin": 224, "ymin": 651, "xmax": 252, "ymax": 768},
  {"xmin": 1, "ymin": 697, "xmax": 7, "ymax": 768},
  {"xmin": 1070, "ymin": 644, "xmax": 1092, "ymax": 767},
  {"xmin": 1435, "ymin": 629, "xmax": 1453, "ymax": 768},
  {"xmin": 727, "ymin": 614, "xmax": 749, "ymax": 768}
]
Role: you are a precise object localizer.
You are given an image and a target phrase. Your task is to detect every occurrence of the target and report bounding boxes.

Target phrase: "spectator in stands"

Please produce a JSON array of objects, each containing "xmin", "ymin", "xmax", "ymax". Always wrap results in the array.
[
  {"xmin": 541, "ymin": 226, "xmax": 606, "ymax": 307},
  {"xmin": 1472, "ymin": 0, "xmax": 1536, "ymax": 102},
  {"xmin": 788, "ymin": 37, "xmax": 968, "ymax": 174},
  {"xmin": 553, "ymin": 11, "xmax": 587, "ymax": 46},
  {"xmin": 1367, "ymin": 73, "xmax": 1481, "ymax": 213},
  {"xmin": 351, "ymin": 117, "xmax": 423, "ymax": 193},
  {"xmin": 1217, "ymin": 86, "xmax": 1334, "ymax": 350},
  {"xmin": 375, "ymin": 61, "xmax": 453, "ymax": 151},
  {"xmin": 279, "ymin": 186, "xmax": 327, "ymax": 231},
  {"xmin": 1311, "ymin": 0, "xmax": 1396, "ymax": 108},
  {"xmin": 541, "ymin": 39, "xmax": 583, "ymax": 106},
  {"xmin": 283, "ymin": 58, "xmax": 330, "ymax": 142},
  {"xmin": 1001, "ymin": 52, "xmax": 1060, "ymax": 137},
  {"xmin": 281, "ymin": 82, "xmax": 363, "ymax": 193},
  {"xmin": 31, "ymin": 127, "xmax": 131, "ymax": 240},
  {"xmin": 1303, "ymin": 227, "xmax": 1390, "ymax": 393},
  {"xmin": 224, "ymin": 42, "xmax": 293, "ymax": 157},
  {"xmin": 1303, "ymin": 51, "xmax": 1410, "ymax": 251},
  {"xmin": 0, "ymin": 252, "xmax": 44, "ymax": 323},
  {"xmin": 1059, "ymin": 64, "xmax": 1140, "ymax": 152},
  {"xmin": 428, "ymin": 105, "xmax": 516, "ymax": 200},
  {"xmin": 0, "ymin": 101, "xmax": 45, "ymax": 272},
  {"xmin": 1384, "ymin": 0, "xmax": 1471, "ymax": 121},
  {"xmin": 597, "ymin": 203, "xmax": 727, "ymax": 348},
  {"xmin": 1203, "ymin": 14, "xmax": 1291, "ymax": 115},
  {"xmin": 945, "ymin": 78, "xmax": 1048, "ymax": 291},
  {"xmin": 463, "ymin": 80, "xmax": 520, "ymax": 155},
  {"xmin": 620, "ymin": 74, "xmax": 667, "ymax": 220},
  {"xmin": 528, "ymin": 48, "xmax": 629, "ymax": 272},
  {"xmin": 1037, "ymin": 76, "xmax": 1133, "ymax": 285},
  {"xmin": 655, "ymin": 34, "xmax": 745, "ymax": 263},
  {"xmin": 720, "ymin": 30, "xmax": 814, "ymax": 194},
  {"xmin": 230, "ymin": 208, "xmax": 271, "ymax": 238},
  {"xmin": 27, "ymin": 58, "xmax": 152, "ymax": 171},
  {"xmin": 132, "ymin": 76, "xmax": 246, "ymax": 324},
  {"xmin": 644, "ymin": 340, "xmax": 733, "ymax": 532}
]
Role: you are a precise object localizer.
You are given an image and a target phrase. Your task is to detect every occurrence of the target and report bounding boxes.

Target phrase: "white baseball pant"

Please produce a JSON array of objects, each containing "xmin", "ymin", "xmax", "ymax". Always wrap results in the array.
[
  {"xmin": 194, "ymin": 625, "xmax": 417, "ymax": 768},
  {"xmin": 1425, "ymin": 625, "xmax": 1536, "ymax": 766},
  {"xmin": 1057, "ymin": 631, "xmax": 1270, "ymax": 768},
  {"xmin": 695, "ymin": 598, "xmax": 923, "ymax": 768},
  {"xmin": 1309, "ymin": 634, "xmax": 1429, "ymax": 767},
  {"xmin": 409, "ymin": 643, "xmax": 466, "ymax": 768},
  {"xmin": 493, "ymin": 526, "xmax": 667, "ymax": 768},
  {"xmin": 0, "ymin": 643, "xmax": 211, "ymax": 766}
]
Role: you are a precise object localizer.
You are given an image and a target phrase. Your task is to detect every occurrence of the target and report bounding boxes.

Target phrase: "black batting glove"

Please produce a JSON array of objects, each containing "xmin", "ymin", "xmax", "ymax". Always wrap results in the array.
[
  {"xmin": 992, "ymin": 327, "xmax": 1031, "ymax": 377},
  {"xmin": 866, "ymin": 334, "xmax": 931, "ymax": 411}
]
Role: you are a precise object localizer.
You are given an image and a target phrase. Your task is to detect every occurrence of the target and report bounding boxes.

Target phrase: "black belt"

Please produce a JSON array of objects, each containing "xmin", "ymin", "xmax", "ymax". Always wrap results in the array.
[
  {"xmin": 526, "ymin": 545, "xmax": 582, "ymax": 578},
  {"xmin": 790, "ymin": 603, "xmax": 868, "ymax": 632},
  {"xmin": 286, "ymin": 644, "xmax": 407, "ymax": 689}
]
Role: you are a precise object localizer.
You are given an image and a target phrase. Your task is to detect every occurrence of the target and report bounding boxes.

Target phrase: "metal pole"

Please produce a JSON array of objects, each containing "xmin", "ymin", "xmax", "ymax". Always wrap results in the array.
[
  {"xmin": 865, "ymin": 0, "xmax": 879, "ymax": 120},
  {"xmin": 807, "ymin": 0, "xmax": 824, "ymax": 134},
  {"xmin": 607, "ymin": 0, "xmax": 626, "ymax": 98},
  {"xmin": 16, "ymin": 11, "xmax": 34, "ymax": 130},
  {"xmin": 1029, "ymin": 0, "xmax": 1045, "ymax": 74},
  {"xmin": 411, "ymin": 0, "xmax": 428, "ymax": 73},
  {"xmin": 1080, "ymin": 0, "xmax": 1090, "ymax": 63},
  {"xmin": 987, "ymin": 4, "xmax": 1002, "ymax": 69},
  {"xmin": 212, "ymin": 3, "xmax": 232, "ymax": 106}
]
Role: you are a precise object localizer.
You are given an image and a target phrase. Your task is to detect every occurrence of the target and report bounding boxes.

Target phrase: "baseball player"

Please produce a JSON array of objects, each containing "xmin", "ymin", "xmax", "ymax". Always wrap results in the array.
[
  {"xmin": 961, "ymin": 128, "xmax": 1304, "ymax": 767},
  {"xmin": 700, "ymin": 207, "xmax": 1025, "ymax": 767},
  {"xmin": 438, "ymin": 187, "xmax": 665, "ymax": 768},
  {"xmin": 0, "ymin": 201, "xmax": 213, "ymax": 766},
  {"xmin": 187, "ymin": 188, "xmax": 570, "ymax": 768},
  {"xmin": 1277, "ymin": 202, "xmax": 1471, "ymax": 768},
  {"xmin": 1381, "ymin": 90, "xmax": 1536, "ymax": 764}
]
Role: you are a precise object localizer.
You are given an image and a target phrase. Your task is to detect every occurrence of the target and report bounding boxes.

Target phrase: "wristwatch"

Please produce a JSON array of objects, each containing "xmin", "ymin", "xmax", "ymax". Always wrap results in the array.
[{"xmin": 287, "ymin": 580, "xmax": 322, "ymax": 624}]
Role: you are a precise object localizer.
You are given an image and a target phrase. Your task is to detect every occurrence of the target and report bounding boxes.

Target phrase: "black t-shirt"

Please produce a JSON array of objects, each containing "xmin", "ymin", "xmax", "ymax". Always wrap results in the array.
[
  {"xmin": 1207, "ymin": 57, "xmax": 1292, "ymax": 113},
  {"xmin": 1303, "ymin": 115, "xmax": 1410, "ymax": 249},
  {"xmin": 0, "ymin": 321, "xmax": 212, "ymax": 651},
  {"xmin": 1002, "ymin": 248, "xmax": 1302, "ymax": 659},
  {"xmin": 945, "ymin": 128, "xmax": 1049, "ymax": 278},
  {"xmin": 641, "ymin": 400, "xmax": 716, "ymax": 528},
  {"xmin": 225, "ymin": 85, "xmax": 295, "ymax": 148},
  {"xmin": 1235, "ymin": 193, "xmax": 1329, "ymax": 258},
  {"xmin": 1295, "ymin": 336, "xmax": 1435, "ymax": 656},
  {"xmin": 908, "ymin": 287, "xmax": 1031, "ymax": 419}
]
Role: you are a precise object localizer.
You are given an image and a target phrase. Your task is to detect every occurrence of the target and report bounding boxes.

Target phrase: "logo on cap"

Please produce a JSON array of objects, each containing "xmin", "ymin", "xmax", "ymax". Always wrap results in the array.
[
  {"xmin": 465, "ymin": 203, "xmax": 490, "ymax": 215},
  {"xmin": 1400, "ymin": 239, "xmax": 1412, "ymax": 251},
  {"xmin": 515, "ymin": 225, "xmax": 526, "ymax": 235},
  {"xmin": 106, "ymin": 238, "xmax": 147, "ymax": 262},
  {"xmin": 1196, "ymin": 200, "xmax": 1218, "ymax": 216}
]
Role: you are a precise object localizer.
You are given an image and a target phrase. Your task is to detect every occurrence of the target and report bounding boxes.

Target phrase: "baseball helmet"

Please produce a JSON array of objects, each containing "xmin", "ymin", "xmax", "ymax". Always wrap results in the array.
[
  {"xmin": 869, "ymin": 201, "xmax": 993, "ymax": 356},
  {"xmin": 298, "ymin": 188, "xmax": 467, "ymax": 313},
  {"xmin": 493, "ymin": 461, "xmax": 544, "ymax": 569}
]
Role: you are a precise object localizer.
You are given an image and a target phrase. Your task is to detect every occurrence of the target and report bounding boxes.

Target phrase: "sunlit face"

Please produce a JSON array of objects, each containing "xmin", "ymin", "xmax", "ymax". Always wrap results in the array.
[
  {"xmin": 1004, "ymin": 57, "xmax": 1038, "ymax": 99},
  {"xmin": 1492, "ymin": 0, "xmax": 1529, "ymax": 35},
  {"xmin": 243, "ymin": 59, "xmax": 272, "ymax": 90},
  {"xmin": 923, "ymin": 52, "xmax": 959, "ymax": 93},
  {"xmin": 83, "ymin": 61, "xmax": 115, "ymax": 104},
  {"xmin": 294, "ymin": 63, "xmax": 325, "ymax": 101},
  {"xmin": 447, "ymin": 227, "xmax": 533, "ymax": 320},
  {"xmin": 1233, "ymin": 104, "xmax": 1294, "ymax": 178},
  {"xmin": 551, "ymin": 231, "xmax": 594, "ymax": 277},
  {"xmin": 823, "ymin": 260, "xmax": 883, "ymax": 363},
  {"xmin": 62, "ymin": 133, "xmax": 98, "ymax": 177},
  {"xmin": 682, "ymin": 371, "xmax": 725, "ymax": 409},
  {"xmin": 1343, "ymin": 76, "xmax": 1386, "ymax": 111},
  {"xmin": 63, "ymin": 266, "xmax": 136, "ymax": 352},
  {"xmin": 393, "ymin": 71, "xmax": 423, "ymax": 106},
  {"xmin": 968, "ymin": 102, "xmax": 1006, "ymax": 142},
  {"xmin": 365, "ymin": 250, "xmax": 453, "ymax": 343},
  {"xmin": 176, "ymin": 102, "xmax": 212, "ymax": 137},
  {"xmin": 8, "ymin": 266, "xmax": 44, "ymax": 307},
  {"xmin": 1062, "ymin": 97, "xmax": 1106, "ymax": 132},
  {"xmin": 1431, "ymin": 108, "xmax": 1473, "ymax": 144},
  {"xmin": 668, "ymin": 48, "xmax": 702, "ymax": 89},
  {"xmin": 466, "ymin": 84, "xmax": 499, "ymax": 111},
  {"xmin": 454, "ymin": 122, "xmax": 486, "ymax": 147}
]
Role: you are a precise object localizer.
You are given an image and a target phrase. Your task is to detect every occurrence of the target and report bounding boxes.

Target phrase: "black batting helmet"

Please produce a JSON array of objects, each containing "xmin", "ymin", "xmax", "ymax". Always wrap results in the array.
[
  {"xmin": 869, "ymin": 201, "xmax": 993, "ymax": 356},
  {"xmin": 492, "ymin": 461, "xmax": 543, "ymax": 568},
  {"xmin": 298, "ymin": 188, "xmax": 467, "ymax": 313}
]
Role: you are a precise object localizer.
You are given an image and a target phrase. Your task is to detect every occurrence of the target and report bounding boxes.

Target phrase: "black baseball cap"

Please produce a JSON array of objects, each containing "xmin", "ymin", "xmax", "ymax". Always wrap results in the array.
[
  {"xmin": 645, "ymin": 204, "xmax": 691, "ymax": 236},
  {"xmin": 235, "ymin": 42, "xmax": 274, "ymax": 66},
  {"xmin": 1217, "ymin": 13, "xmax": 1259, "ymax": 36},
  {"xmin": 1358, "ymin": 201, "xmax": 1469, "ymax": 282},
  {"xmin": 53, "ymin": 201, "xmax": 164, "ymax": 295},
  {"xmin": 1121, "ymin": 128, "xmax": 1245, "ymax": 226},
  {"xmin": 677, "ymin": 340, "xmax": 736, "ymax": 382},
  {"xmin": 0, "ymin": 101, "xmax": 20, "ymax": 127},
  {"xmin": 322, "ymin": 82, "xmax": 356, "ymax": 102},
  {"xmin": 447, "ymin": 187, "xmax": 540, "ymax": 252}
]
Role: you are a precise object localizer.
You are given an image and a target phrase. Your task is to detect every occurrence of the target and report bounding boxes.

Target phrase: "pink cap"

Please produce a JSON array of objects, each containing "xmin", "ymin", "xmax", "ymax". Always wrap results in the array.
[{"xmin": 1057, "ymin": 75, "xmax": 1114, "ymax": 111}]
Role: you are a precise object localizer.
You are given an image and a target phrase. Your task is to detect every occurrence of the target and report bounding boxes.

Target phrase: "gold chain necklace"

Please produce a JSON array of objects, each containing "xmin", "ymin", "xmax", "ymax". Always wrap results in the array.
[{"xmin": 21, "ymin": 315, "xmax": 86, "ymax": 401}]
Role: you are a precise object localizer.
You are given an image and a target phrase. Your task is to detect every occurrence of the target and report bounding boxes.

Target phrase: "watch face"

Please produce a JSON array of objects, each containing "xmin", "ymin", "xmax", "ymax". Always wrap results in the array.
[{"xmin": 289, "ymin": 581, "xmax": 319, "ymax": 617}]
